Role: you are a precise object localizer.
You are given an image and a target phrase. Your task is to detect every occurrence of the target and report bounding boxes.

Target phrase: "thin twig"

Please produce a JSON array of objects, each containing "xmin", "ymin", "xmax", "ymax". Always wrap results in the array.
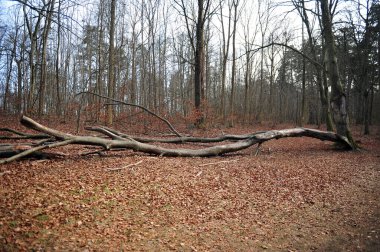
[
  {"xmin": 0, "ymin": 170, "xmax": 11, "ymax": 176},
  {"xmin": 106, "ymin": 160, "xmax": 143, "ymax": 172},
  {"xmin": 254, "ymin": 143, "xmax": 262, "ymax": 156},
  {"xmin": 195, "ymin": 170, "xmax": 203, "ymax": 177},
  {"xmin": 199, "ymin": 159, "xmax": 239, "ymax": 167}
]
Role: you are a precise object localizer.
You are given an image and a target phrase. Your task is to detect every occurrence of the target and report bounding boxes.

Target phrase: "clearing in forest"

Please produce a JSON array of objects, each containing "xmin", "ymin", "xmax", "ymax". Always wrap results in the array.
[{"xmin": 0, "ymin": 119, "xmax": 379, "ymax": 251}]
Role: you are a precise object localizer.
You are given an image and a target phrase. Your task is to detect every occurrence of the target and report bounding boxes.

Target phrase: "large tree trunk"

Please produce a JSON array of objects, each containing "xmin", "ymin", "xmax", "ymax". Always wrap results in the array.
[
  {"xmin": 295, "ymin": 0, "xmax": 334, "ymax": 130},
  {"xmin": 320, "ymin": 0, "xmax": 356, "ymax": 147},
  {"xmin": 194, "ymin": 0, "xmax": 207, "ymax": 124}
]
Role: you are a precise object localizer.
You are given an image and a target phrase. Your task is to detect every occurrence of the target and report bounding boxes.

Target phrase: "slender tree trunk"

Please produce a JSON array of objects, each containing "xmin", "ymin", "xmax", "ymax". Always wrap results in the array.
[
  {"xmin": 243, "ymin": 51, "xmax": 250, "ymax": 123},
  {"xmin": 194, "ymin": 0, "xmax": 207, "ymax": 124},
  {"xmin": 38, "ymin": 0, "xmax": 55, "ymax": 117},
  {"xmin": 16, "ymin": 59, "xmax": 23, "ymax": 114},
  {"xmin": 257, "ymin": 33, "xmax": 265, "ymax": 121},
  {"xmin": 4, "ymin": 53, "xmax": 14, "ymax": 112},
  {"xmin": 95, "ymin": 2, "xmax": 105, "ymax": 121},
  {"xmin": 300, "ymin": 23, "xmax": 306, "ymax": 126},
  {"xmin": 131, "ymin": 34, "xmax": 137, "ymax": 106},
  {"xmin": 268, "ymin": 40, "xmax": 275, "ymax": 122},
  {"xmin": 55, "ymin": 0, "xmax": 62, "ymax": 117},
  {"xmin": 229, "ymin": 1, "xmax": 239, "ymax": 127},
  {"xmin": 107, "ymin": 0, "xmax": 116, "ymax": 126},
  {"xmin": 24, "ymin": 4, "xmax": 43, "ymax": 114},
  {"xmin": 194, "ymin": 6, "xmax": 205, "ymax": 110}
]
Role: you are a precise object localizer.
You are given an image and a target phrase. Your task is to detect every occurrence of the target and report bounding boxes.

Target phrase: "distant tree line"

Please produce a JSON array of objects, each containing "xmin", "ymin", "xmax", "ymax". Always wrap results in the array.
[{"xmin": 0, "ymin": 0, "xmax": 378, "ymax": 138}]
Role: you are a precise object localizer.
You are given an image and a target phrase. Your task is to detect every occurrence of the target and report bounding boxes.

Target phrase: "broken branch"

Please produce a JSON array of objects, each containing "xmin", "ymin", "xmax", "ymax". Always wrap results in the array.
[{"xmin": 106, "ymin": 160, "xmax": 143, "ymax": 172}]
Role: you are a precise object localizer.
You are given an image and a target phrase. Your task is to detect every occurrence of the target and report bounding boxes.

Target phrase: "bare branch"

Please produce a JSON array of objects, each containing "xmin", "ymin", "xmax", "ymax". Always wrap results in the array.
[{"xmin": 77, "ymin": 91, "xmax": 183, "ymax": 137}]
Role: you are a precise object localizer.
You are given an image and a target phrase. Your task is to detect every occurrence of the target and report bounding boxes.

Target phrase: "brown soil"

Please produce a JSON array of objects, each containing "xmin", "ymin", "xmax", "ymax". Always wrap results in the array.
[{"xmin": 1, "ymin": 120, "xmax": 379, "ymax": 251}]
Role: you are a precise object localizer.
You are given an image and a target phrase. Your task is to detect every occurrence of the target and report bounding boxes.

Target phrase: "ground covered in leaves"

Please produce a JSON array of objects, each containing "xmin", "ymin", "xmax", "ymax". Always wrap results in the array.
[{"xmin": 1, "ymin": 117, "xmax": 380, "ymax": 251}]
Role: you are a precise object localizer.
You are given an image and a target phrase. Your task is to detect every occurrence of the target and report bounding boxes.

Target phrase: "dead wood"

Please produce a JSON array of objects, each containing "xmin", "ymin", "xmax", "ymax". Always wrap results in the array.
[
  {"xmin": 0, "ymin": 144, "xmax": 32, "ymax": 158},
  {"xmin": 106, "ymin": 160, "xmax": 143, "ymax": 172},
  {"xmin": 86, "ymin": 126, "xmax": 264, "ymax": 143},
  {"xmin": 0, "ymin": 128, "xmax": 49, "ymax": 139},
  {"xmin": 0, "ymin": 143, "xmax": 61, "ymax": 159},
  {"xmin": 0, "ymin": 116, "xmax": 354, "ymax": 164}
]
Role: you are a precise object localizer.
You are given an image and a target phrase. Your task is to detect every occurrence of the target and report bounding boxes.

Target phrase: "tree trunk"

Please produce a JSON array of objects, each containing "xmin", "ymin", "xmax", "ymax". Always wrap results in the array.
[
  {"xmin": 320, "ymin": 0, "xmax": 356, "ymax": 147},
  {"xmin": 219, "ymin": 1, "xmax": 231, "ymax": 122},
  {"xmin": 300, "ymin": 23, "xmax": 306, "ymax": 126},
  {"xmin": 229, "ymin": 1, "xmax": 239, "ymax": 127},
  {"xmin": 107, "ymin": 0, "xmax": 116, "ymax": 126},
  {"xmin": 55, "ymin": 0, "xmax": 62, "ymax": 117},
  {"xmin": 24, "ymin": 4, "xmax": 43, "ymax": 114},
  {"xmin": 295, "ymin": 0, "xmax": 334, "ymax": 130},
  {"xmin": 38, "ymin": 0, "xmax": 55, "ymax": 117},
  {"xmin": 194, "ymin": 0, "xmax": 206, "ymax": 124}
]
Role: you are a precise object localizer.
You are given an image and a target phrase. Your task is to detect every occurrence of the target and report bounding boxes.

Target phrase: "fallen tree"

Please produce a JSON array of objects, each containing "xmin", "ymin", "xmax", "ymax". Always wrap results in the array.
[{"xmin": 0, "ymin": 115, "xmax": 355, "ymax": 164}]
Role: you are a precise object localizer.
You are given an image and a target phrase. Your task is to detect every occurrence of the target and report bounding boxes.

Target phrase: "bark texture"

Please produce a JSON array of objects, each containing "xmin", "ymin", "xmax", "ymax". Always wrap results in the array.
[{"xmin": 320, "ymin": 0, "xmax": 356, "ymax": 147}]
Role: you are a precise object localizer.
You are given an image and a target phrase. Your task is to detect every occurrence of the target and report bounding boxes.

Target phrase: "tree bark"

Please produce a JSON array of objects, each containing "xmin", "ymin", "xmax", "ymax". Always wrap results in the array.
[
  {"xmin": 320, "ymin": 0, "xmax": 356, "ymax": 147},
  {"xmin": 194, "ymin": 0, "xmax": 208, "ymax": 124},
  {"xmin": 107, "ymin": 0, "xmax": 116, "ymax": 126},
  {"xmin": 38, "ymin": 0, "xmax": 55, "ymax": 117}
]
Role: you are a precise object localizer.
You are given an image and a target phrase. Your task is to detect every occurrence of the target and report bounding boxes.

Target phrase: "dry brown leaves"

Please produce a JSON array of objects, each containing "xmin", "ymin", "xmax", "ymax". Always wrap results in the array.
[{"xmin": 1, "ymin": 122, "xmax": 379, "ymax": 251}]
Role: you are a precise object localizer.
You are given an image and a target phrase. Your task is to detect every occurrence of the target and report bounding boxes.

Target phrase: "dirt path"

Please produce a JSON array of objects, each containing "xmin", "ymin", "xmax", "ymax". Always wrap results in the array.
[{"xmin": 1, "ymin": 126, "xmax": 379, "ymax": 251}]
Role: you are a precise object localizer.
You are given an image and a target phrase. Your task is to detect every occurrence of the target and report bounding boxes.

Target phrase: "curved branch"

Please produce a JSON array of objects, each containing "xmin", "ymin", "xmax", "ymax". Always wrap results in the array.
[
  {"xmin": 76, "ymin": 91, "xmax": 183, "ymax": 137},
  {"xmin": 238, "ymin": 42, "xmax": 323, "ymax": 69}
]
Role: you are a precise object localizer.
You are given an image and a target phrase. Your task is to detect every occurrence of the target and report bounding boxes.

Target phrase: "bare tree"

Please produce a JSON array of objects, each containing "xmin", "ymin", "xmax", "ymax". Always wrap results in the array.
[
  {"xmin": 218, "ymin": 0, "xmax": 233, "ymax": 122},
  {"xmin": 23, "ymin": 3, "xmax": 44, "ymax": 113},
  {"xmin": 174, "ymin": 0, "xmax": 214, "ymax": 124},
  {"xmin": 38, "ymin": 0, "xmax": 56, "ymax": 117},
  {"xmin": 229, "ymin": 0, "xmax": 245, "ymax": 127},
  {"xmin": 292, "ymin": 0, "xmax": 334, "ymax": 130}
]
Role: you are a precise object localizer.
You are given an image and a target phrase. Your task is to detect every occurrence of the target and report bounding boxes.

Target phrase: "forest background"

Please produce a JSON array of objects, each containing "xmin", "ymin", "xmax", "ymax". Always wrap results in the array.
[{"xmin": 0, "ymin": 0, "xmax": 379, "ymax": 135}]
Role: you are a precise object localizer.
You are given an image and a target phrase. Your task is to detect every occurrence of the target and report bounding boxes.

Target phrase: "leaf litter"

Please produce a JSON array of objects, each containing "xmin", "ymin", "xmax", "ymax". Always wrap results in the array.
[{"xmin": 0, "ymin": 123, "xmax": 379, "ymax": 251}]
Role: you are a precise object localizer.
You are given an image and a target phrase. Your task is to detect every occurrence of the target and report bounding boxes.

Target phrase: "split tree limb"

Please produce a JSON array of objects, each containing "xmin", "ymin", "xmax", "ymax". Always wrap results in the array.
[
  {"xmin": 0, "ymin": 128, "xmax": 49, "ymax": 139},
  {"xmin": 86, "ymin": 126, "xmax": 265, "ymax": 143},
  {"xmin": 77, "ymin": 91, "xmax": 183, "ymax": 137},
  {"xmin": 0, "ymin": 139, "xmax": 74, "ymax": 164},
  {"xmin": 0, "ymin": 116, "xmax": 354, "ymax": 164}
]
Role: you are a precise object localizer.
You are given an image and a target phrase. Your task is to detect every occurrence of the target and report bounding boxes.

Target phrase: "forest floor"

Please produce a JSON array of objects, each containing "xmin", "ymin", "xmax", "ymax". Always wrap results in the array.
[{"xmin": 0, "ymin": 116, "xmax": 379, "ymax": 251}]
